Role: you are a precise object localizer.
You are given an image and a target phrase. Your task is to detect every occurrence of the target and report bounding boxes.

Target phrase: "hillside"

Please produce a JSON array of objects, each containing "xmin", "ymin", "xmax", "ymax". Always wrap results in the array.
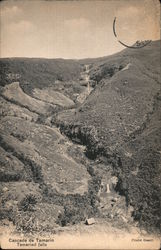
[
  {"xmin": 0, "ymin": 58, "xmax": 84, "ymax": 103},
  {"xmin": 0, "ymin": 40, "xmax": 160, "ymax": 237},
  {"xmin": 55, "ymin": 40, "xmax": 161, "ymax": 233},
  {"xmin": 0, "ymin": 58, "xmax": 82, "ymax": 87}
]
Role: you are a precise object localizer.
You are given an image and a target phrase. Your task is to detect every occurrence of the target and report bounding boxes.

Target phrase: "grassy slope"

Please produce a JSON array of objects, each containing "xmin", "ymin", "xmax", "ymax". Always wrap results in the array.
[
  {"xmin": 56, "ymin": 40, "xmax": 161, "ymax": 232},
  {"xmin": 0, "ymin": 57, "xmax": 85, "ymax": 103},
  {"xmin": 32, "ymin": 87, "xmax": 74, "ymax": 107},
  {"xmin": 0, "ymin": 57, "xmax": 82, "ymax": 91},
  {"xmin": 0, "ymin": 57, "xmax": 101, "ymax": 233},
  {"xmin": 1, "ymin": 82, "xmax": 55, "ymax": 115}
]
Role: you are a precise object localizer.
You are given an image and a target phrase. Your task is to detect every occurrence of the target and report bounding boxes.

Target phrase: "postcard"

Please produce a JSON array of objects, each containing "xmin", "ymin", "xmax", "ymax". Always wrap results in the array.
[{"xmin": 0, "ymin": 0, "xmax": 160, "ymax": 249}]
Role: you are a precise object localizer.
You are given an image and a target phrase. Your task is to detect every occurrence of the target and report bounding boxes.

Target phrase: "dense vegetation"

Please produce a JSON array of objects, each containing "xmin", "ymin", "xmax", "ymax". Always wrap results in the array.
[
  {"xmin": 0, "ymin": 58, "xmax": 82, "ymax": 91},
  {"xmin": 55, "ymin": 40, "xmax": 161, "ymax": 233}
]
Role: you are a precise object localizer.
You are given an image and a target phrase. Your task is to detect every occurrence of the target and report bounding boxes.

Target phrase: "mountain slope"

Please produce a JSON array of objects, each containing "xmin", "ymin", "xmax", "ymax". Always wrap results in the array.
[
  {"xmin": 0, "ymin": 40, "xmax": 160, "ymax": 235},
  {"xmin": 0, "ymin": 57, "xmax": 82, "ymax": 88},
  {"xmin": 55, "ymin": 40, "xmax": 161, "ymax": 232}
]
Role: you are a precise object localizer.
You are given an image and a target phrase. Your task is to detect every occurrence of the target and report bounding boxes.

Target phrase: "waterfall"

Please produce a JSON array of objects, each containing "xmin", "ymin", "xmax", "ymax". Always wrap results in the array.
[{"xmin": 84, "ymin": 65, "xmax": 90, "ymax": 93}]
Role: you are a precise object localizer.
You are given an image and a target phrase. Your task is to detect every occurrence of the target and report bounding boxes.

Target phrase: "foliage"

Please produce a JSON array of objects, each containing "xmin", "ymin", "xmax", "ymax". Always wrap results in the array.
[{"xmin": 19, "ymin": 194, "xmax": 38, "ymax": 212}]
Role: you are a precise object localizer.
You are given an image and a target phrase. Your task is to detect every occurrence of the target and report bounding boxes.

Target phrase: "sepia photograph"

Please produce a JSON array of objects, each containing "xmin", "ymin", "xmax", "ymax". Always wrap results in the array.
[{"xmin": 0, "ymin": 0, "xmax": 161, "ymax": 249}]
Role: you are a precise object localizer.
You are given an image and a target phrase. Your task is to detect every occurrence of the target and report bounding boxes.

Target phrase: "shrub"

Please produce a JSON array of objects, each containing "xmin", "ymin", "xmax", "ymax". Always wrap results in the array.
[{"xmin": 19, "ymin": 194, "xmax": 38, "ymax": 212}]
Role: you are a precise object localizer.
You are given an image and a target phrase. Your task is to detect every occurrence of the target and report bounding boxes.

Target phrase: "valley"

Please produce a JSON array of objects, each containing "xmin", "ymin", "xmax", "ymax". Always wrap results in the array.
[{"xmin": 0, "ymin": 41, "xmax": 161, "ymax": 239}]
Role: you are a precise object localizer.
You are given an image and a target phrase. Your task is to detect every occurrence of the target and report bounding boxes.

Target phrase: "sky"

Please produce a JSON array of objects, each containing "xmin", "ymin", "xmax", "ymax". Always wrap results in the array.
[{"xmin": 0, "ymin": 0, "xmax": 160, "ymax": 59}]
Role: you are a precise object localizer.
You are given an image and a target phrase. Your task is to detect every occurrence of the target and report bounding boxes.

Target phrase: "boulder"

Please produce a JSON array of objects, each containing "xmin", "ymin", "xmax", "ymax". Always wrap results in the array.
[{"xmin": 85, "ymin": 218, "xmax": 95, "ymax": 225}]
